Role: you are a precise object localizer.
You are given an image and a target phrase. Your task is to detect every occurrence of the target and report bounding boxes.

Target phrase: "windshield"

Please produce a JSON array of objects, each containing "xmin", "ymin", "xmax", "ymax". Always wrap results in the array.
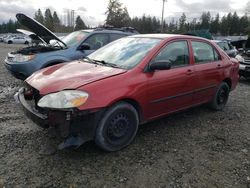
[
  {"xmin": 62, "ymin": 31, "xmax": 89, "ymax": 47},
  {"xmin": 88, "ymin": 37, "xmax": 162, "ymax": 69}
]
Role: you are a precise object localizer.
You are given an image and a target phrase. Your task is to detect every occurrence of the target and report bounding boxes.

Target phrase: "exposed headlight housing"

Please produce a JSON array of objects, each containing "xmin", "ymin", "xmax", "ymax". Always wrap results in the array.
[
  {"xmin": 13, "ymin": 54, "xmax": 35, "ymax": 62},
  {"xmin": 37, "ymin": 90, "xmax": 89, "ymax": 109}
]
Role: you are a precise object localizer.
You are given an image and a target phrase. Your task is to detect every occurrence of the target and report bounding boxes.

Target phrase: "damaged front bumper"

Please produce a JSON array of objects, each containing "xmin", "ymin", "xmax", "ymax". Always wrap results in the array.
[
  {"xmin": 14, "ymin": 88, "xmax": 49, "ymax": 128},
  {"xmin": 15, "ymin": 88, "xmax": 104, "ymax": 149}
]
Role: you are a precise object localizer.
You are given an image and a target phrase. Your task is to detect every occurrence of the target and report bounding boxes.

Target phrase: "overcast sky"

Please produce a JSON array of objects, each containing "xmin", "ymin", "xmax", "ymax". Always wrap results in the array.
[{"xmin": 0, "ymin": 0, "xmax": 249, "ymax": 26}]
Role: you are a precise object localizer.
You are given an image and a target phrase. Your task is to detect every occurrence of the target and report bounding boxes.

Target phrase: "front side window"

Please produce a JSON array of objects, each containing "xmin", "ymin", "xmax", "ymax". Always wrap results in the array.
[
  {"xmin": 192, "ymin": 41, "xmax": 220, "ymax": 63},
  {"xmin": 154, "ymin": 41, "xmax": 190, "ymax": 67},
  {"xmin": 84, "ymin": 34, "xmax": 109, "ymax": 50}
]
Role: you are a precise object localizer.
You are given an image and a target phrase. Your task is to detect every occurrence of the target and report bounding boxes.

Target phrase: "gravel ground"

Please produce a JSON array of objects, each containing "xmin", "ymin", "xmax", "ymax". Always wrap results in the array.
[{"xmin": 0, "ymin": 43, "xmax": 249, "ymax": 188}]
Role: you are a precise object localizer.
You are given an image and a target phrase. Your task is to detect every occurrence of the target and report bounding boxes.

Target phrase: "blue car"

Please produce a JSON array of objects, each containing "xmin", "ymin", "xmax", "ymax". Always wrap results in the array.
[{"xmin": 4, "ymin": 13, "xmax": 137, "ymax": 80}]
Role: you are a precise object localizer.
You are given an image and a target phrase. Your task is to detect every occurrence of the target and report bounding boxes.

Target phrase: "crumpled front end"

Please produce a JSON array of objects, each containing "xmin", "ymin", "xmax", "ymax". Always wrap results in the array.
[{"xmin": 15, "ymin": 85, "xmax": 104, "ymax": 149}]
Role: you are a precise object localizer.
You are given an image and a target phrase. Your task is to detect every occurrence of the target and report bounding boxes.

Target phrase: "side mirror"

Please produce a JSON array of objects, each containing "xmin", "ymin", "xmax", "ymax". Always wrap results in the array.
[
  {"xmin": 78, "ymin": 43, "xmax": 91, "ymax": 51},
  {"xmin": 149, "ymin": 60, "xmax": 171, "ymax": 71}
]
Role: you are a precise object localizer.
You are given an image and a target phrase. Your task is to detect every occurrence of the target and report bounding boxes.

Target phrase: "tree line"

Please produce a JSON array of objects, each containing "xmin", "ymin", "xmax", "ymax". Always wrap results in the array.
[
  {"xmin": 0, "ymin": 0, "xmax": 250, "ymax": 36},
  {"xmin": 0, "ymin": 8, "xmax": 87, "ymax": 33}
]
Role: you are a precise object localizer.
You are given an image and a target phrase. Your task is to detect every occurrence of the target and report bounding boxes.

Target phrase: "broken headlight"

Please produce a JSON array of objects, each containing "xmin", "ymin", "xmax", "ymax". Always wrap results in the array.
[{"xmin": 37, "ymin": 90, "xmax": 89, "ymax": 109}]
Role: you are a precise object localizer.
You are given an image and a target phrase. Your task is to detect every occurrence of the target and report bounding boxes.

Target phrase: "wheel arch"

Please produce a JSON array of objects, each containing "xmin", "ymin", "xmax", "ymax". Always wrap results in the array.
[
  {"xmin": 222, "ymin": 78, "xmax": 232, "ymax": 90},
  {"xmin": 108, "ymin": 98, "xmax": 143, "ymax": 123}
]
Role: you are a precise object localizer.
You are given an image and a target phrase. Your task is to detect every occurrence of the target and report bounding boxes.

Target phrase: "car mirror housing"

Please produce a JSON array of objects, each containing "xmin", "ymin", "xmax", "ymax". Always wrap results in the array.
[
  {"xmin": 79, "ymin": 43, "xmax": 91, "ymax": 51},
  {"xmin": 149, "ymin": 60, "xmax": 171, "ymax": 71}
]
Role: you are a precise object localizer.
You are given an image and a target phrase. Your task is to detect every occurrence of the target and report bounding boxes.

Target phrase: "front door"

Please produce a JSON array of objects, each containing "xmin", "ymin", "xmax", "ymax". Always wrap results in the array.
[{"xmin": 145, "ymin": 40, "xmax": 196, "ymax": 119}]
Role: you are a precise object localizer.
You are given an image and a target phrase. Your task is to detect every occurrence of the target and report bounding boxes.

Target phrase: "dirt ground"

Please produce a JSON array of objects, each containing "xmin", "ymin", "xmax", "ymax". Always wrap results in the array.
[{"xmin": 0, "ymin": 43, "xmax": 249, "ymax": 188}]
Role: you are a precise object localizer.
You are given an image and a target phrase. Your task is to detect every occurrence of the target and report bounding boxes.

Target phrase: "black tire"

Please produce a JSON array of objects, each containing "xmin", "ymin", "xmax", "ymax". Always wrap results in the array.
[
  {"xmin": 8, "ymin": 41, "xmax": 12, "ymax": 44},
  {"xmin": 24, "ymin": 41, "xmax": 29, "ymax": 44},
  {"xmin": 95, "ymin": 102, "xmax": 139, "ymax": 151},
  {"xmin": 210, "ymin": 82, "xmax": 230, "ymax": 111}
]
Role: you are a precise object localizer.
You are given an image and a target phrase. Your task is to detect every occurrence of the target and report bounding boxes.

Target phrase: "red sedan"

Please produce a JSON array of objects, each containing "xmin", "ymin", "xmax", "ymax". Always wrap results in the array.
[{"xmin": 15, "ymin": 34, "xmax": 239, "ymax": 151}]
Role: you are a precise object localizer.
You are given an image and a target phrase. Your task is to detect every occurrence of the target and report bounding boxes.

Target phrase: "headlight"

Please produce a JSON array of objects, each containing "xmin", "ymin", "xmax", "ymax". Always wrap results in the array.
[
  {"xmin": 13, "ymin": 54, "xmax": 35, "ymax": 62},
  {"xmin": 37, "ymin": 90, "xmax": 89, "ymax": 109},
  {"xmin": 235, "ymin": 55, "xmax": 245, "ymax": 63}
]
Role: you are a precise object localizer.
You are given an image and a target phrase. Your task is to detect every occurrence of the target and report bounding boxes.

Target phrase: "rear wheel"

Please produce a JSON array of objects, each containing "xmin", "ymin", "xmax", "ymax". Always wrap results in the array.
[
  {"xmin": 24, "ymin": 41, "xmax": 29, "ymax": 44},
  {"xmin": 8, "ymin": 41, "xmax": 12, "ymax": 44},
  {"xmin": 95, "ymin": 102, "xmax": 139, "ymax": 151},
  {"xmin": 210, "ymin": 82, "xmax": 230, "ymax": 111}
]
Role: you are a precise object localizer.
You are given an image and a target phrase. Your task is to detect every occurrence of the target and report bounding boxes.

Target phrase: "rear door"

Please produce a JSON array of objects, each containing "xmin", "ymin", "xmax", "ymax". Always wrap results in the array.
[
  {"xmin": 145, "ymin": 40, "xmax": 196, "ymax": 119},
  {"xmin": 191, "ymin": 40, "xmax": 223, "ymax": 104}
]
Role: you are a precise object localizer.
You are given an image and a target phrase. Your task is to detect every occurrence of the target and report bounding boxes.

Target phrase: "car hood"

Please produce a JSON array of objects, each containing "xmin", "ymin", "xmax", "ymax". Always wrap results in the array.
[
  {"xmin": 16, "ymin": 13, "xmax": 66, "ymax": 47},
  {"xmin": 26, "ymin": 61, "xmax": 127, "ymax": 94},
  {"xmin": 17, "ymin": 29, "xmax": 45, "ymax": 43}
]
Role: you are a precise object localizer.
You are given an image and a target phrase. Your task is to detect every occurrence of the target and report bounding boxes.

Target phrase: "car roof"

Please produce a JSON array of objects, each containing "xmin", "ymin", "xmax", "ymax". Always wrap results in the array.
[
  {"xmin": 128, "ymin": 33, "xmax": 208, "ymax": 40},
  {"xmin": 79, "ymin": 28, "xmax": 137, "ymax": 35}
]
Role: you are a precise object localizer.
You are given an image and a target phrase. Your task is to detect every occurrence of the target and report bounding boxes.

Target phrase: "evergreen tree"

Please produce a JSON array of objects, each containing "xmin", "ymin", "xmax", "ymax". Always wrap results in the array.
[
  {"xmin": 231, "ymin": 12, "xmax": 240, "ymax": 35},
  {"xmin": 179, "ymin": 13, "xmax": 187, "ymax": 33},
  {"xmin": 105, "ymin": 0, "xmax": 130, "ymax": 27},
  {"xmin": 34, "ymin": 9, "xmax": 44, "ymax": 24},
  {"xmin": 200, "ymin": 12, "xmax": 211, "ymax": 29},
  {"xmin": 44, "ymin": 8, "xmax": 54, "ymax": 31},
  {"xmin": 74, "ymin": 15, "xmax": 87, "ymax": 31},
  {"xmin": 239, "ymin": 14, "xmax": 249, "ymax": 34},
  {"xmin": 53, "ymin": 11, "xmax": 61, "ymax": 32},
  {"xmin": 220, "ymin": 15, "xmax": 229, "ymax": 36},
  {"xmin": 210, "ymin": 13, "xmax": 220, "ymax": 34}
]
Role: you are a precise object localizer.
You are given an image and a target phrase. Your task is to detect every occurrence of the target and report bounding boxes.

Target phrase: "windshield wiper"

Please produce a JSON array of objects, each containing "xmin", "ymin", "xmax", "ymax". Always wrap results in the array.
[
  {"xmin": 82, "ymin": 57, "xmax": 121, "ymax": 68},
  {"xmin": 82, "ymin": 57, "xmax": 97, "ymax": 64},
  {"xmin": 92, "ymin": 59, "xmax": 120, "ymax": 68}
]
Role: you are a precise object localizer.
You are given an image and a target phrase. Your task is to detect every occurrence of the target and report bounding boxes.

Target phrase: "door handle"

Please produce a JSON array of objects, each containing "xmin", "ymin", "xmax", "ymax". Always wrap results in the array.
[
  {"xmin": 217, "ymin": 64, "xmax": 222, "ymax": 69},
  {"xmin": 186, "ymin": 69, "xmax": 193, "ymax": 75}
]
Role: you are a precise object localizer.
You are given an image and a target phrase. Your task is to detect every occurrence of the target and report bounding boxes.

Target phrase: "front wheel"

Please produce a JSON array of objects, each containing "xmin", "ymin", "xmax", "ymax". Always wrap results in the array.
[
  {"xmin": 210, "ymin": 82, "xmax": 230, "ymax": 111},
  {"xmin": 95, "ymin": 102, "xmax": 139, "ymax": 151}
]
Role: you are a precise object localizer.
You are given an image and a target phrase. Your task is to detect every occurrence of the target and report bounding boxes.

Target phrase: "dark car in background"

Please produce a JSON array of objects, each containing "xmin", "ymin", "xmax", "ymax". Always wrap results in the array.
[
  {"xmin": 238, "ymin": 49, "xmax": 250, "ymax": 79},
  {"xmin": 213, "ymin": 40, "xmax": 238, "ymax": 57},
  {"xmin": 4, "ymin": 13, "xmax": 138, "ymax": 80},
  {"xmin": 213, "ymin": 40, "xmax": 249, "ymax": 78}
]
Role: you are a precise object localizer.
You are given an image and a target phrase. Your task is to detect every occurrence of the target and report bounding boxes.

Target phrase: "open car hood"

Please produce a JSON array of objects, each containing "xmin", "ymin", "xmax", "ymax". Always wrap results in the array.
[
  {"xmin": 16, "ymin": 13, "xmax": 67, "ymax": 47},
  {"xmin": 17, "ymin": 29, "xmax": 46, "ymax": 44}
]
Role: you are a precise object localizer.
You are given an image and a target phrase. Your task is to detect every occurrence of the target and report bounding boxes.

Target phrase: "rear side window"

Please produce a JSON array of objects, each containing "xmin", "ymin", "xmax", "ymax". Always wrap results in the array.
[
  {"xmin": 192, "ymin": 41, "xmax": 220, "ymax": 63},
  {"xmin": 84, "ymin": 34, "xmax": 109, "ymax": 50},
  {"xmin": 154, "ymin": 41, "xmax": 189, "ymax": 68},
  {"xmin": 109, "ymin": 34, "xmax": 126, "ymax": 42}
]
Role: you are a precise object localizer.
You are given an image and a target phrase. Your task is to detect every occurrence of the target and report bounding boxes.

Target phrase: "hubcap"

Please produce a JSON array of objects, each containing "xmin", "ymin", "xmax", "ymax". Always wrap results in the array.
[
  {"xmin": 218, "ymin": 88, "xmax": 227, "ymax": 105},
  {"xmin": 107, "ymin": 113, "xmax": 130, "ymax": 140}
]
